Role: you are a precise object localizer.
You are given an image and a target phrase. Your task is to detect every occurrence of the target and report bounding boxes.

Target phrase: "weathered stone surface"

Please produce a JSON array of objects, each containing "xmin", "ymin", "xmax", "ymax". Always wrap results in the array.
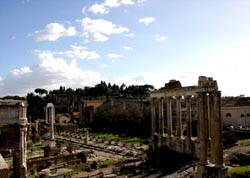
[
  {"xmin": 0, "ymin": 154, "xmax": 9, "ymax": 178},
  {"xmin": 0, "ymin": 100, "xmax": 28, "ymax": 178}
]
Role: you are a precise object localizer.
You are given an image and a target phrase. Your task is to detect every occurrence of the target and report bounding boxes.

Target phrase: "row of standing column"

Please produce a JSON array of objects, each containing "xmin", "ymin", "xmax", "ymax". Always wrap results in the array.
[
  {"xmin": 198, "ymin": 91, "xmax": 223, "ymax": 168},
  {"xmin": 151, "ymin": 91, "xmax": 223, "ymax": 168},
  {"xmin": 151, "ymin": 96, "xmax": 192, "ymax": 139}
]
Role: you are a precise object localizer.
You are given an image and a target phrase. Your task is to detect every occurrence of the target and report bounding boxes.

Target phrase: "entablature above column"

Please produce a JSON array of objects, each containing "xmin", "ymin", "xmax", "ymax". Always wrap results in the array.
[{"xmin": 150, "ymin": 86, "xmax": 218, "ymax": 99}]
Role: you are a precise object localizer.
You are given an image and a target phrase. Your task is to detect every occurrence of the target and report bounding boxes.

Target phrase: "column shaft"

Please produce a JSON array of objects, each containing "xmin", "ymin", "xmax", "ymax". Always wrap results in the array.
[
  {"xmin": 198, "ymin": 92, "xmax": 209, "ymax": 165},
  {"xmin": 176, "ymin": 96, "xmax": 182, "ymax": 138},
  {"xmin": 210, "ymin": 91, "xmax": 224, "ymax": 167},
  {"xmin": 167, "ymin": 97, "xmax": 173, "ymax": 136},
  {"xmin": 158, "ymin": 98, "xmax": 164, "ymax": 135},
  {"xmin": 151, "ymin": 98, "xmax": 156, "ymax": 134},
  {"xmin": 45, "ymin": 108, "xmax": 48, "ymax": 123},
  {"xmin": 186, "ymin": 96, "xmax": 192, "ymax": 138},
  {"xmin": 49, "ymin": 107, "xmax": 55, "ymax": 140}
]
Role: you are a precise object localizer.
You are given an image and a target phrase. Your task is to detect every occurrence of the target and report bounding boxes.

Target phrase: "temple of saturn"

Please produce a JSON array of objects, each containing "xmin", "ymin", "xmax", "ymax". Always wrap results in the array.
[{"xmin": 150, "ymin": 76, "xmax": 227, "ymax": 178}]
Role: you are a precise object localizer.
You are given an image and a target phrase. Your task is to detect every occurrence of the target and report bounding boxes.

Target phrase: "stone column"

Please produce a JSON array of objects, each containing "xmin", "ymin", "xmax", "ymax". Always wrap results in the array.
[
  {"xmin": 176, "ymin": 96, "xmax": 182, "ymax": 138},
  {"xmin": 158, "ymin": 98, "xmax": 164, "ymax": 135},
  {"xmin": 35, "ymin": 120, "xmax": 39, "ymax": 132},
  {"xmin": 46, "ymin": 103, "xmax": 55, "ymax": 141},
  {"xmin": 79, "ymin": 102, "xmax": 83, "ymax": 127},
  {"xmin": 45, "ymin": 107, "xmax": 48, "ymax": 123},
  {"xmin": 151, "ymin": 98, "xmax": 156, "ymax": 135},
  {"xmin": 167, "ymin": 97, "xmax": 173, "ymax": 137},
  {"xmin": 19, "ymin": 102, "xmax": 27, "ymax": 178},
  {"xmin": 209, "ymin": 91, "xmax": 224, "ymax": 167},
  {"xmin": 186, "ymin": 96, "xmax": 192, "ymax": 138},
  {"xmin": 151, "ymin": 98, "xmax": 157, "ymax": 150},
  {"xmin": 197, "ymin": 92, "xmax": 209, "ymax": 165}
]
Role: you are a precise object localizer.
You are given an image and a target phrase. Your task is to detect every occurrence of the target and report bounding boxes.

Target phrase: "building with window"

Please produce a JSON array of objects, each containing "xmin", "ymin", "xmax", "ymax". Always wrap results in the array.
[{"xmin": 221, "ymin": 97, "xmax": 250, "ymax": 127}]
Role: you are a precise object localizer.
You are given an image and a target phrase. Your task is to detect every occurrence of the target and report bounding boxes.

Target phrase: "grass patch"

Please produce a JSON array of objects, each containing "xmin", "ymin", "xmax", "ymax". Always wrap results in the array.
[
  {"xmin": 98, "ymin": 158, "xmax": 123, "ymax": 167},
  {"xmin": 50, "ymin": 169, "xmax": 57, "ymax": 174},
  {"xmin": 228, "ymin": 165, "xmax": 250, "ymax": 175},
  {"xmin": 32, "ymin": 142, "xmax": 42, "ymax": 147},
  {"xmin": 238, "ymin": 139, "xmax": 250, "ymax": 146},
  {"xmin": 90, "ymin": 132, "xmax": 148, "ymax": 143},
  {"xmin": 27, "ymin": 152, "xmax": 33, "ymax": 158}
]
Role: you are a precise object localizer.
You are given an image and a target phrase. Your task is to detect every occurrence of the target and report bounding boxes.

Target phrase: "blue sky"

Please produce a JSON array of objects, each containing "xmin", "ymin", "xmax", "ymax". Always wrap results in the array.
[{"xmin": 0, "ymin": 0, "xmax": 249, "ymax": 97}]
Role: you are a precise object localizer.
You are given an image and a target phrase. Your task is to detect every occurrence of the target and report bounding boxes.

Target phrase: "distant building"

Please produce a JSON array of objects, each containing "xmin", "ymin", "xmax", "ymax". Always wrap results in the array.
[{"xmin": 221, "ymin": 97, "xmax": 250, "ymax": 127}]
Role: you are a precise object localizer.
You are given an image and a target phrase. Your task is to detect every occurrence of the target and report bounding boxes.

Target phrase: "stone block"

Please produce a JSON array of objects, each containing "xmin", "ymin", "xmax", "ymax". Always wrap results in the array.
[{"xmin": 0, "ymin": 154, "xmax": 9, "ymax": 178}]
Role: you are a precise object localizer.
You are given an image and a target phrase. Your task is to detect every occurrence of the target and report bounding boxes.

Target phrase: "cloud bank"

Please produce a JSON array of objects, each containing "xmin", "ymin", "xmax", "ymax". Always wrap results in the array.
[
  {"xmin": 33, "ymin": 23, "xmax": 77, "ymax": 41},
  {"xmin": 0, "ymin": 51, "xmax": 102, "ymax": 97}
]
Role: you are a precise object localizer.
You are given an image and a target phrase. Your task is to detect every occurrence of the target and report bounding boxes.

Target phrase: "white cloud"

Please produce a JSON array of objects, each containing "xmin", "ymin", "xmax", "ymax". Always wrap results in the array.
[
  {"xmin": 88, "ymin": 3, "xmax": 109, "ymax": 14},
  {"xmin": 0, "ymin": 51, "xmax": 102, "ymax": 97},
  {"xmin": 104, "ymin": 0, "xmax": 120, "ymax": 7},
  {"xmin": 81, "ymin": 17, "xmax": 129, "ymax": 35},
  {"xmin": 155, "ymin": 35, "xmax": 166, "ymax": 41},
  {"xmin": 123, "ymin": 46, "xmax": 133, "ymax": 50},
  {"xmin": 11, "ymin": 67, "xmax": 32, "ymax": 76},
  {"xmin": 139, "ymin": 17, "xmax": 155, "ymax": 25},
  {"xmin": 78, "ymin": 17, "xmax": 129, "ymax": 42},
  {"xmin": 33, "ymin": 23, "xmax": 77, "ymax": 42},
  {"xmin": 107, "ymin": 53, "xmax": 123, "ymax": 59},
  {"xmin": 121, "ymin": 0, "xmax": 135, "ymax": 5},
  {"xmin": 56, "ymin": 45, "xmax": 100, "ymax": 59},
  {"xmin": 85, "ymin": 0, "xmax": 135, "ymax": 15},
  {"xmin": 82, "ymin": 7, "xmax": 87, "ymax": 14},
  {"xmin": 125, "ymin": 33, "xmax": 135, "ymax": 37},
  {"xmin": 83, "ymin": 32, "xmax": 109, "ymax": 43},
  {"xmin": 98, "ymin": 64, "xmax": 108, "ymax": 68}
]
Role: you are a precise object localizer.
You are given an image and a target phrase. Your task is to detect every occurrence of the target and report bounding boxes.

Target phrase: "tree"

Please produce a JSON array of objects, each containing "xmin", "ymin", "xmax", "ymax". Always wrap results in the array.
[{"xmin": 34, "ymin": 88, "xmax": 48, "ymax": 96}]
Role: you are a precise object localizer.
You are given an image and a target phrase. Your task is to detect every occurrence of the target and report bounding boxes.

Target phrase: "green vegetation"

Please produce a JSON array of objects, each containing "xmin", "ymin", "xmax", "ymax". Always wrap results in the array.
[
  {"xmin": 50, "ymin": 169, "xmax": 57, "ymax": 174},
  {"xmin": 24, "ymin": 81, "xmax": 155, "ymax": 121},
  {"xmin": 90, "ymin": 132, "xmax": 148, "ymax": 143},
  {"xmin": 32, "ymin": 142, "xmax": 42, "ymax": 147},
  {"xmin": 228, "ymin": 165, "xmax": 250, "ymax": 175},
  {"xmin": 98, "ymin": 158, "xmax": 123, "ymax": 167},
  {"xmin": 238, "ymin": 139, "xmax": 250, "ymax": 146}
]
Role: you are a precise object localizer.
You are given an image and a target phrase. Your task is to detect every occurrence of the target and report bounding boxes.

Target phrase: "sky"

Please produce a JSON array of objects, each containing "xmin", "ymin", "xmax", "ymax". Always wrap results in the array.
[{"xmin": 0, "ymin": 0, "xmax": 249, "ymax": 97}]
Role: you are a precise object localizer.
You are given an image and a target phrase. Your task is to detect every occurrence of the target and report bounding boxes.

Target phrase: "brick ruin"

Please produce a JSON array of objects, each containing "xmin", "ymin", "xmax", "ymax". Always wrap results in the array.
[{"xmin": 150, "ymin": 76, "xmax": 227, "ymax": 178}]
